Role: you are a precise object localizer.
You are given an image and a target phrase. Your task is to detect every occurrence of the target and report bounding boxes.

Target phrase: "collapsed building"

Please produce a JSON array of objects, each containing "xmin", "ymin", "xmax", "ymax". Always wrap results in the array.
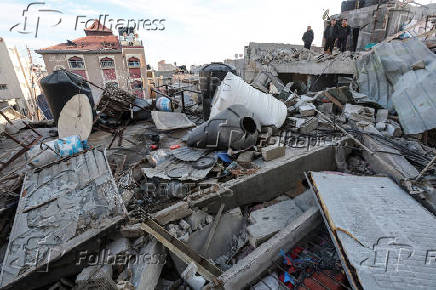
[{"xmin": 0, "ymin": 1, "xmax": 436, "ymax": 290}]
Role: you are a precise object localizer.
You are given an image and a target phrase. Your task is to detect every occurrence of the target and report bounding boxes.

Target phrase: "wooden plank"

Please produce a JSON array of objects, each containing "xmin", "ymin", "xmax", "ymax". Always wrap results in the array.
[
  {"xmin": 323, "ymin": 91, "xmax": 343, "ymax": 110},
  {"xmin": 141, "ymin": 219, "xmax": 222, "ymax": 283}
]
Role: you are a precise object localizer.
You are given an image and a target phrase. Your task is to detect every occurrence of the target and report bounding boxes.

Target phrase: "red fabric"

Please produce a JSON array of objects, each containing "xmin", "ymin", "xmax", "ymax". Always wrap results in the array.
[
  {"xmin": 129, "ymin": 68, "xmax": 141, "ymax": 78},
  {"xmin": 103, "ymin": 68, "xmax": 116, "ymax": 80}
]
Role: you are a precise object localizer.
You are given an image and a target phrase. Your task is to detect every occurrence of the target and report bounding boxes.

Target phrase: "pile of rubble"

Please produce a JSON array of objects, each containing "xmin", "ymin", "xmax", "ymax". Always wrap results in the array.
[
  {"xmin": 254, "ymin": 47, "xmax": 360, "ymax": 65},
  {"xmin": 0, "ymin": 37, "xmax": 436, "ymax": 290}
]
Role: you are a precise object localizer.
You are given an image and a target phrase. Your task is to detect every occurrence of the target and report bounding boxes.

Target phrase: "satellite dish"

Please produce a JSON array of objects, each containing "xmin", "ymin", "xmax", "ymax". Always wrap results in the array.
[{"xmin": 58, "ymin": 94, "xmax": 93, "ymax": 140}]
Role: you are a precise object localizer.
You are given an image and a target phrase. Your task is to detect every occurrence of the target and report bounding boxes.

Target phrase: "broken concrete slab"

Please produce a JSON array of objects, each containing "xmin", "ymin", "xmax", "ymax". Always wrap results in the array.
[
  {"xmin": 247, "ymin": 199, "xmax": 303, "ymax": 247},
  {"xmin": 129, "ymin": 237, "xmax": 166, "ymax": 290},
  {"xmin": 375, "ymin": 122, "xmax": 386, "ymax": 131},
  {"xmin": 190, "ymin": 144, "xmax": 338, "ymax": 214},
  {"xmin": 237, "ymin": 151, "xmax": 255, "ymax": 164},
  {"xmin": 0, "ymin": 149, "xmax": 126, "ymax": 290},
  {"xmin": 375, "ymin": 109, "xmax": 388, "ymax": 123},
  {"xmin": 385, "ymin": 121, "xmax": 402, "ymax": 137},
  {"xmin": 293, "ymin": 189, "xmax": 316, "ymax": 212},
  {"xmin": 185, "ymin": 208, "xmax": 244, "ymax": 261},
  {"xmin": 151, "ymin": 111, "xmax": 195, "ymax": 131},
  {"xmin": 152, "ymin": 201, "xmax": 193, "ymax": 225},
  {"xmin": 362, "ymin": 135, "xmax": 419, "ymax": 183},
  {"xmin": 309, "ymin": 172, "xmax": 436, "ymax": 290}
]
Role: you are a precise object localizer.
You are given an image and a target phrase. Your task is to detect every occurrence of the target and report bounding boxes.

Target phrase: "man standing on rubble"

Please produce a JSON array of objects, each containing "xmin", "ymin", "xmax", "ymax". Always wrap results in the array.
[
  {"xmin": 323, "ymin": 19, "xmax": 338, "ymax": 54},
  {"xmin": 338, "ymin": 19, "xmax": 351, "ymax": 52},
  {"xmin": 302, "ymin": 26, "xmax": 314, "ymax": 50}
]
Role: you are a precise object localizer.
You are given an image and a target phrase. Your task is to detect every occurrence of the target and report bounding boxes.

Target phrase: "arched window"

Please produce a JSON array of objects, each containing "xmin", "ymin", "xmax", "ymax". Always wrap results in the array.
[
  {"xmin": 68, "ymin": 56, "xmax": 84, "ymax": 69},
  {"xmin": 100, "ymin": 57, "xmax": 114, "ymax": 68},
  {"xmin": 128, "ymin": 57, "xmax": 140, "ymax": 67}
]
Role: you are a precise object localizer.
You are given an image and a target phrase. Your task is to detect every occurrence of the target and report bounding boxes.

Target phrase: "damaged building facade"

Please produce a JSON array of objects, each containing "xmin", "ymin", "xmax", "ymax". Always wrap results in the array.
[
  {"xmin": 0, "ymin": 1, "xmax": 436, "ymax": 290},
  {"xmin": 36, "ymin": 20, "xmax": 149, "ymax": 101}
]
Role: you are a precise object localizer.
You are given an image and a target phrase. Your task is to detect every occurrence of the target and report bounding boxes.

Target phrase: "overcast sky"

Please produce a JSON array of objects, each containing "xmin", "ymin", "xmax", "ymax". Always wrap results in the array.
[{"xmin": 0, "ymin": 0, "xmax": 434, "ymax": 68}]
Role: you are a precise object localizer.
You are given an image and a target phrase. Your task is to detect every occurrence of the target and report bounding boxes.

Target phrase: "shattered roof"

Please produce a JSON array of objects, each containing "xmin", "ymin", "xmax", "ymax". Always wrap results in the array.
[{"xmin": 36, "ymin": 35, "xmax": 121, "ymax": 53}]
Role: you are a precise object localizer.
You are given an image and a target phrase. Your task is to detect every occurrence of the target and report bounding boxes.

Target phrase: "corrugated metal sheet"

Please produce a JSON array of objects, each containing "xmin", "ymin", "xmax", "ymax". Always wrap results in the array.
[
  {"xmin": 0, "ymin": 149, "xmax": 126, "ymax": 289},
  {"xmin": 171, "ymin": 147, "xmax": 208, "ymax": 162},
  {"xmin": 309, "ymin": 172, "xmax": 436, "ymax": 290},
  {"xmin": 392, "ymin": 60, "xmax": 436, "ymax": 134},
  {"xmin": 357, "ymin": 39, "xmax": 436, "ymax": 133},
  {"xmin": 142, "ymin": 156, "xmax": 213, "ymax": 181}
]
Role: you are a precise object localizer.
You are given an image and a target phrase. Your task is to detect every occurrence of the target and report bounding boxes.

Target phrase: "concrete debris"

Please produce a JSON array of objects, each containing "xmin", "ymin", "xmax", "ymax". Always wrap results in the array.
[
  {"xmin": 261, "ymin": 145, "xmax": 285, "ymax": 161},
  {"xmin": 293, "ymin": 189, "xmax": 316, "ymax": 212},
  {"xmin": 298, "ymin": 103, "xmax": 316, "ymax": 117},
  {"xmin": 247, "ymin": 199, "xmax": 303, "ymax": 247},
  {"xmin": 120, "ymin": 223, "xmax": 145, "ymax": 238},
  {"xmin": 385, "ymin": 121, "xmax": 403, "ymax": 137},
  {"xmin": 343, "ymin": 104, "xmax": 375, "ymax": 123},
  {"xmin": 299, "ymin": 117, "xmax": 318, "ymax": 134},
  {"xmin": 288, "ymin": 117, "xmax": 306, "ymax": 129},
  {"xmin": 76, "ymin": 265, "xmax": 117, "ymax": 290},
  {"xmin": 152, "ymin": 201, "xmax": 193, "ymax": 225},
  {"xmin": 187, "ymin": 209, "xmax": 211, "ymax": 231},
  {"xmin": 117, "ymin": 281, "xmax": 135, "ymax": 290},
  {"xmin": 375, "ymin": 109, "xmax": 388, "ymax": 123},
  {"xmin": 129, "ymin": 238, "xmax": 166, "ymax": 290},
  {"xmin": 237, "ymin": 151, "xmax": 255, "ymax": 164},
  {"xmin": 181, "ymin": 262, "xmax": 206, "ymax": 290},
  {"xmin": 318, "ymin": 102, "xmax": 333, "ymax": 115},
  {"xmin": 411, "ymin": 59, "xmax": 426, "ymax": 70}
]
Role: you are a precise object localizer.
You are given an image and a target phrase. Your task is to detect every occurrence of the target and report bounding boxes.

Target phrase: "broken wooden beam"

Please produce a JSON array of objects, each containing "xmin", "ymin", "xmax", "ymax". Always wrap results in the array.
[{"xmin": 141, "ymin": 219, "xmax": 222, "ymax": 283}]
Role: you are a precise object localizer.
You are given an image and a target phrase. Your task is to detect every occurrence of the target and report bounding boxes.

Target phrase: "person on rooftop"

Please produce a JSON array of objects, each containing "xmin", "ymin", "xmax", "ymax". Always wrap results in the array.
[
  {"xmin": 302, "ymin": 26, "xmax": 314, "ymax": 50},
  {"xmin": 323, "ymin": 19, "xmax": 338, "ymax": 54}
]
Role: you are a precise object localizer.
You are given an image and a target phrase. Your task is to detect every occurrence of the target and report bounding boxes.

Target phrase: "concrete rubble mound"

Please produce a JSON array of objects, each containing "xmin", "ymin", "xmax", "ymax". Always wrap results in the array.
[{"xmin": 0, "ymin": 1, "xmax": 435, "ymax": 289}]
